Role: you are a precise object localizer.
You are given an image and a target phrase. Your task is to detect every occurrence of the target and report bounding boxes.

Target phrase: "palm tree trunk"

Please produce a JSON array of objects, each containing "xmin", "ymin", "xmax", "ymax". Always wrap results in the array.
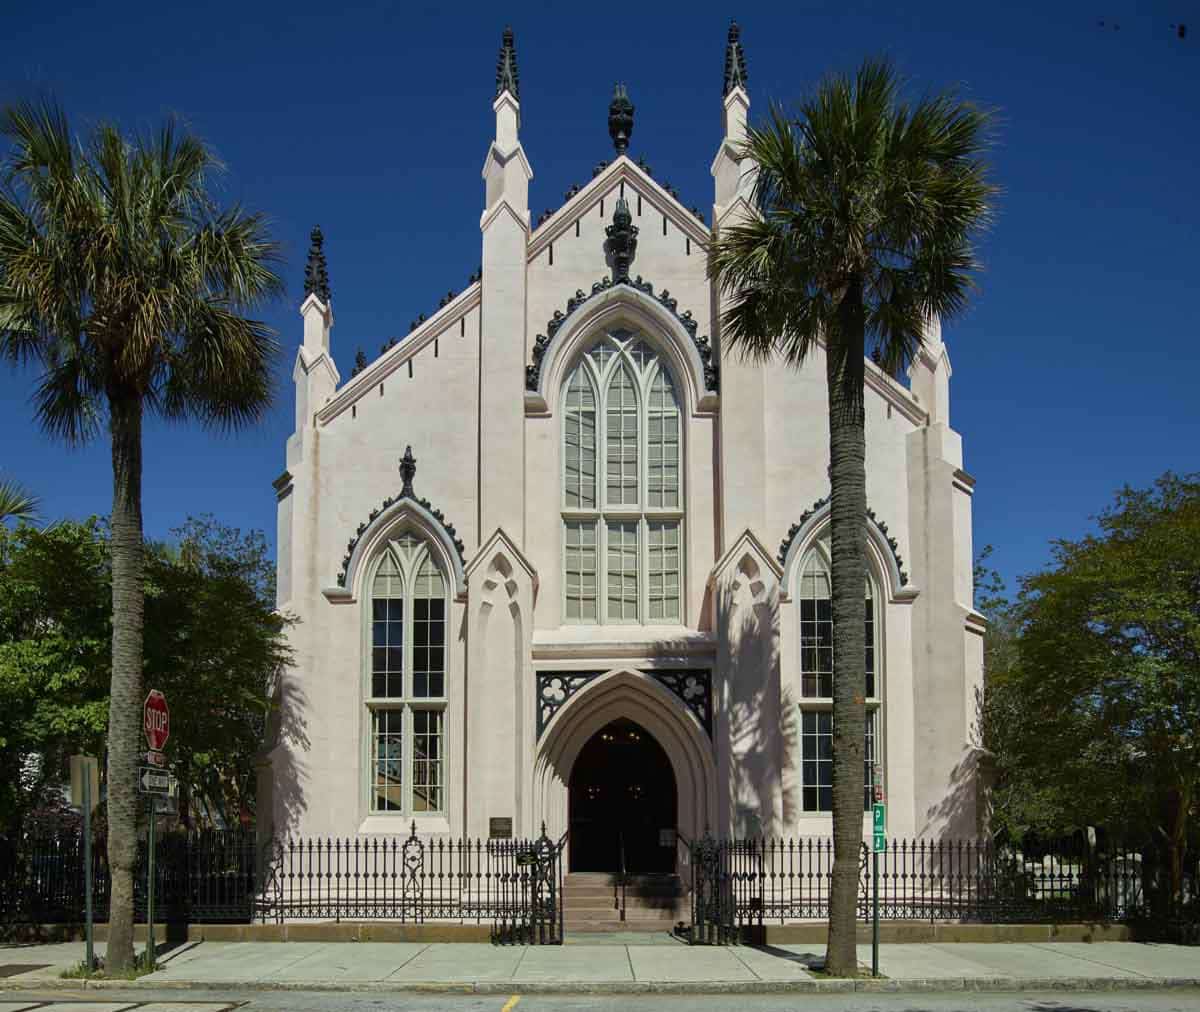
[
  {"xmin": 105, "ymin": 394, "xmax": 145, "ymax": 971},
  {"xmin": 824, "ymin": 281, "xmax": 868, "ymax": 977}
]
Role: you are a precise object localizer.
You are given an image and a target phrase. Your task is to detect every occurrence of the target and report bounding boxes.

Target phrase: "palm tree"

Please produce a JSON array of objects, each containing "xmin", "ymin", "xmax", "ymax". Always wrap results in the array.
[
  {"xmin": 0, "ymin": 477, "xmax": 40, "ymax": 523},
  {"xmin": 708, "ymin": 60, "xmax": 994, "ymax": 976},
  {"xmin": 0, "ymin": 101, "xmax": 282, "ymax": 970}
]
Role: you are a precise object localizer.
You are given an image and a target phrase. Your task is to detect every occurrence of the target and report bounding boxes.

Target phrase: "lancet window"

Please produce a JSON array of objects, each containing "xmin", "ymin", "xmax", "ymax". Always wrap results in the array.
[
  {"xmin": 562, "ymin": 330, "xmax": 683, "ymax": 624},
  {"xmin": 365, "ymin": 533, "xmax": 446, "ymax": 814},
  {"xmin": 797, "ymin": 547, "xmax": 881, "ymax": 813}
]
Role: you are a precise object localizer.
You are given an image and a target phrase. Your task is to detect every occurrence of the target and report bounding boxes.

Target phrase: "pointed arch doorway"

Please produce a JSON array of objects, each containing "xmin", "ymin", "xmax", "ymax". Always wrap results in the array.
[{"xmin": 568, "ymin": 717, "xmax": 677, "ymax": 873}]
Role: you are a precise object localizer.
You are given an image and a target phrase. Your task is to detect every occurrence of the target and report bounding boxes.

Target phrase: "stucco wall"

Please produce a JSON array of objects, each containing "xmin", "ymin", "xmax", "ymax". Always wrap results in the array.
[{"xmin": 269, "ymin": 97, "xmax": 981, "ymax": 850}]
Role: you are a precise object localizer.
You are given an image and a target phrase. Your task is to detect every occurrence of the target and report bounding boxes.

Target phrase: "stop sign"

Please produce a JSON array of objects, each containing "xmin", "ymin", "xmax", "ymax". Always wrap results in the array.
[{"xmin": 143, "ymin": 689, "xmax": 170, "ymax": 751}]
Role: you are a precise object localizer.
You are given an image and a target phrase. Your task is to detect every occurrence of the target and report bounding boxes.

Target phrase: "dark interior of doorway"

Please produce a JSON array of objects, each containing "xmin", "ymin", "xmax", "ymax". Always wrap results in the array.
[{"xmin": 568, "ymin": 717, "xmax": 677, "ymax": 873}]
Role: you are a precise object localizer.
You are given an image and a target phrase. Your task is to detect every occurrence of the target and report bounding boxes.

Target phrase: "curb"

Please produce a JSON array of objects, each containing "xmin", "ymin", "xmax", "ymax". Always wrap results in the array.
[{"xmin": 5, "ymin": 975, "xmax": 1199, "ymax": 995}]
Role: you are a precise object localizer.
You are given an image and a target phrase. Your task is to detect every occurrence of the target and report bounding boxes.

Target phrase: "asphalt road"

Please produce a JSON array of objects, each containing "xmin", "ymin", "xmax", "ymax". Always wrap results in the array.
[{"xmin": 2, "ymin": 990, "xmax": 1199, "ymax": 1011}]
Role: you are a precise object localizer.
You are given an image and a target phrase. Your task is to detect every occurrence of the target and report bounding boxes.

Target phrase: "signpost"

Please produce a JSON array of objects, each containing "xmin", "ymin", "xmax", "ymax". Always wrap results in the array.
[
  {"xmin": 140, "ymin": 690, "xmax": 170, "ymax": 970},
  {"xmin": 871, "ymin": 790, "xmax": 887, "ymax": 977}
]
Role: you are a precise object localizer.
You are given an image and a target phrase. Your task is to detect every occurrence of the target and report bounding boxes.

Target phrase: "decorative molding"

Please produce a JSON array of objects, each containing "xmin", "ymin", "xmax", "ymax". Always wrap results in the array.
[
  {"xmin": 965, "ymin": 610, "xmax": 988, "ymax": 637},
  {"xmin": 465, "ymin": 527, "xmax": 539, "ymax": 599},
  {"xmin": 335, "ymin": 445, "xmax": 467, "ymax": 589},
  {"xmin": 777, "ymin": 499, "xmax": 911, "ymax": 591},
  {"xmin": 302, "ymin": 226, "xmax": 331, "ymax": 305},
  {"xmin": 865, "ymin": 507, "xmax": 910, "ymax": 587},
  {"xmin": 778, "ymin": 497, "xmax": 831, "ymax": 569},
  {"xmin": 272, "ymin": 469, "xmax": 293, "ymax": 501},
  {"xmin": 535, "ymin": 668, "xmax": 713, "ymax": 739},
  {"xmin": 524, "ymin": 275, "xmax": 717, "ymax": 393},
  {"xmin": 536, "ymin": 670, "xmax": 603, "ymax": 738},
  {"xmin": 649, "ymin": 669, "xmax": 712, "ymax": 736},
  {"xmin": 608, "ymin": 83, "xmax": 634, "ymax": 155},
  {"xmin": 708, "ymin": 528, "xmax": 783, "ymax": 588},
  {"xmin": 495, "ymin": 26, "xmax": 519, "ymax": 100},
  {"xmin": 723, "ymin": 21, "xmax": 748, "ymax": 97}
]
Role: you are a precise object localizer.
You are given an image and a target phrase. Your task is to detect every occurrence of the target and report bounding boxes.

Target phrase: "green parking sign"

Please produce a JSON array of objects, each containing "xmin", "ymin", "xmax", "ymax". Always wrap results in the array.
[
  {"xmin": 873, "ymin": 831, "xmax": 886, "ymax": 853},
  {"xmin": 872, "ymin": 802, "xmax": 886, "ymax": 833}
]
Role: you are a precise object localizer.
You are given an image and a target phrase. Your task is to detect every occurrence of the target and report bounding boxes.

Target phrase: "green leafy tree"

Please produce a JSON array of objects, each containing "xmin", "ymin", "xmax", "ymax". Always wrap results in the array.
[
  {"xmin": 143, "ymin": 517, "xmax": 291, "ymax": 827},
  {"xmin": 0, "ymin": 520, "xmax": 110, "ymax": 830},
  {"xmin": 0, "ymin": 517, "xmax": 289, "ymax": 835},
  {"xmin": 985, "ymin": 473, "xmax": 1200, "ymax": 910},
  {"xmin": 0, "ymin": 102, "xmax": 282, "ymax": 968},
  {"xmin": 707, "ymin": 60, "xmax": 994, "ymax": 974}
]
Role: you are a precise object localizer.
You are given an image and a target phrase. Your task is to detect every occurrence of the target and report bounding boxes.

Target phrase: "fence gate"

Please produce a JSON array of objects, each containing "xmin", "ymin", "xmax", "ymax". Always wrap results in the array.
[
  {"xmin": 491, "ymin": 826, "xmax": 564, "ymax": 944},
  {"xmin": 689, "ymin": 830, "xmax": 736, "ymax": 944}
]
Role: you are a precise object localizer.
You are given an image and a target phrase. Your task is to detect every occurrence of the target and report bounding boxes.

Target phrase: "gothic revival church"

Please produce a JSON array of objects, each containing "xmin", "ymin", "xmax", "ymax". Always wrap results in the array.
[{"xmin": 265, "ymin": 25, "xmax": 984, "ymax": 871}]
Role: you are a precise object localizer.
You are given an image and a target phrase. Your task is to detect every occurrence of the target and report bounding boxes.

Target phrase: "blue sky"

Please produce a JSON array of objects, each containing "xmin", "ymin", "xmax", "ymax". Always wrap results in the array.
[{"xmin": 2, "ymin": 1, "xmax": 1197, "ymax": 595}]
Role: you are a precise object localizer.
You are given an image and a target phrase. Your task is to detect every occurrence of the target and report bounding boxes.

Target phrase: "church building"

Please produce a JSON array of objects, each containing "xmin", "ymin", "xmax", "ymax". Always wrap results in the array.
[{"xmin": 265, "ymin": 24, "xmax": 985, "ymax": 874}]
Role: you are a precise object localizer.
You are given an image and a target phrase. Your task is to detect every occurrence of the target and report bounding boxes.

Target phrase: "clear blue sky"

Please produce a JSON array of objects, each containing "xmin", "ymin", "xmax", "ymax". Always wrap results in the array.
[{"xmin": 2, "ymin": 1, "xmax": 1197, "ymax": 595}]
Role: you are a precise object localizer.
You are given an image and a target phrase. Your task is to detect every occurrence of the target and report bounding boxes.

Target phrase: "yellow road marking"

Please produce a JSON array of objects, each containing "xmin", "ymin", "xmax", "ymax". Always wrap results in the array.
[{"xmin": 501, "ymin": 995, "xmax": 521, "ymax": 1012}]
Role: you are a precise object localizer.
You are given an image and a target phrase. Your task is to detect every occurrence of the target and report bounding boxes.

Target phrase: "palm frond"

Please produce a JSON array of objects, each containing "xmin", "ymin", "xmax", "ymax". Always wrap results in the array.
[
  {"xmin": 0, "ymin": 477, "xmax": 40, "ymax": 523},
  {"xmin": 708, "ymin": 57, "xmax": 996, "ymax": 381},
  {"xmin": 0, "ymin": 98, "xmax": 284, "ymax": 445}
]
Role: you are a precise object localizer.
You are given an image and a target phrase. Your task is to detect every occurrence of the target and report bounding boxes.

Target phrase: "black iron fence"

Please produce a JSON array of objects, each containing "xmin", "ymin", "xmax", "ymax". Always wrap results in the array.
[
  {"xmin": 7, "ymin": 827, "xmax": 1193, "ymax": 946},
  {"xmin": 259, "ymin": 823, "xmax": 565, "ymax": 943},
  {"xmin": 0, "ymin": 829, "xmax": 257, "ymax": 926},
  {"xmin": 688, "ymin": 834, "xmax": 1198, "ymax": 943}
]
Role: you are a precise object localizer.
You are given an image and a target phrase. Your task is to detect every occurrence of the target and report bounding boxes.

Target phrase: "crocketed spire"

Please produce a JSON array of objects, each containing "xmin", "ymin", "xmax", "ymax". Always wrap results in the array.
[
  {"xmin": 723, "ymin": 21, "xmax": 748, "ymax": 96},
  {"xmin": 608, "ymin": 83, "xmax": 634, "ymax": 155},
  {"xmin": 303, "ymin": 226, "xmax": 331, "ymax": 305},
  {"xmin": 495, "ymin": 26, "xmax": 520, "ymax": 100}
]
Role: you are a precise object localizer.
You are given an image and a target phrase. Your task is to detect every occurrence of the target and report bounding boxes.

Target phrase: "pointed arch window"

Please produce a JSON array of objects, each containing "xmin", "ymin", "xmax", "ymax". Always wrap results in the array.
[
  {"xmin": 366, "ymin": 533, "xmax": 446, "ymax": 814},
  {"xmin": 797, "ymin": 547, "xmax": 880, "ymax": 813},
  {"xmin": 561, "ymin": 329, "xmax": 683, "ymax": 624}
]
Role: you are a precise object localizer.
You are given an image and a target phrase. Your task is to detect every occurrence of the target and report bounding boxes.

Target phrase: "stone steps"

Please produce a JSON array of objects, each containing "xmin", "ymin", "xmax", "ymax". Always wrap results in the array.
[{"xmin": 561, "ymin": 872, "xmax": 685, "ymax": 935}]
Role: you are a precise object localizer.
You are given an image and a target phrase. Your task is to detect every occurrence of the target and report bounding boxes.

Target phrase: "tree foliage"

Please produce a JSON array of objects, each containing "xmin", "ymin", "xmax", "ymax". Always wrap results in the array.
[
  {"xmin": 0, "ymin": 517, "xmax": 290, "ymax": 834},
  {"xmin": 983, "ymin": 473, "xmax": 1200, "ymax": 902},
  {"xmin": 0, "ymin": 519, "xmax": 110, "ymax": 827}
]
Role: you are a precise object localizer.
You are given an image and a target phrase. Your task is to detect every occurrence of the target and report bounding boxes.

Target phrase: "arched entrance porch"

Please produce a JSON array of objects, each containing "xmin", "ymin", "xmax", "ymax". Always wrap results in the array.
[
  {"xmin": 568, "ymin": 718, "xmax": 677, "ymax": 872},
  {"xmin": 533, "ymin": 669, "xmax": 717, "ymax": 872}
]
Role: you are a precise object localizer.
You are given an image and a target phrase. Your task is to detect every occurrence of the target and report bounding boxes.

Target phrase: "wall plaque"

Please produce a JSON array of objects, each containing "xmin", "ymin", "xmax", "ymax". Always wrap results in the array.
[{"xmin": 489, "ymin": 817, "xmax": 513, "ymax": 839}]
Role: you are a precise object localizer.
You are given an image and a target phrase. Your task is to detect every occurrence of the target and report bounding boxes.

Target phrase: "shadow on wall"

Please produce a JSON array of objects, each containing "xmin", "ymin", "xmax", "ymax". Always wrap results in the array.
[
  {"xmin": 921, "ymin": 681, "xmax": 986, "ymax": 839},
  {"xmin": 258, "ymin": 647, "xmax": 312, "ymax": 844},
  {"xmin": 924, "ymin": 749, "xmax": 984, "ymax": 840},
  {"xmin": 714, "ymin": 555, "xmax": 795, "ymax": 838}
]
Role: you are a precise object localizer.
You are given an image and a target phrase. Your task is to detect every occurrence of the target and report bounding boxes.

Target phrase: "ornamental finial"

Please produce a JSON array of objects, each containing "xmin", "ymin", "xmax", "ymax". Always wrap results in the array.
[
  {"xmin": 608, "ymin": 83, "xmax": 634, "ymax": 155},
  {"xmin": 723, "ymin": 21, "xmax": 748, "ymax": 97},
  {"xmin": 495, "ymin": 26, "xmax": 519, "ymax": 100},
  {"xmin": 399, "ymin": 445, "xmax": 417, "ymax": 497},
  {"xmin": 605, "ymin": 196, "xmax": 639, "ymax": 282},
  {"xmin": 303, "ymin": 226, "xmax": 331, "ymax": 305}
]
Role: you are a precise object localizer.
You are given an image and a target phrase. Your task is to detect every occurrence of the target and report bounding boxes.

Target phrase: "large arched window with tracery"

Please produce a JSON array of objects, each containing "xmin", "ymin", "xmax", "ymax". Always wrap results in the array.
[
  {"xmin": 365, "ymin": 532, "xmax": 446, "ymax": 814},
  {"xmin": 797, "ymin": 545, "xmax": 880, "ymax": 813},
  {"xmin": 562, "ymin": 329, "xmax": 683, "ymax": 624}
]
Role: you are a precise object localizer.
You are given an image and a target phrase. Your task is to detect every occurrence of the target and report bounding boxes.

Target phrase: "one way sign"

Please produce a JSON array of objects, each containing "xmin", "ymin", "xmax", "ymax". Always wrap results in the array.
[{"xmin": 139, "ymin": 767, "xmax": 173, "ymax": 796}]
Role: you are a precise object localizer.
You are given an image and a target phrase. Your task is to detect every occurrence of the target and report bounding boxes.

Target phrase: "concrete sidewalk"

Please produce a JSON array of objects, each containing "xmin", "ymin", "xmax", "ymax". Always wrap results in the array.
[{"xmin": 2, "ymin": 938, "xmax": 1198, "ymax": 994}]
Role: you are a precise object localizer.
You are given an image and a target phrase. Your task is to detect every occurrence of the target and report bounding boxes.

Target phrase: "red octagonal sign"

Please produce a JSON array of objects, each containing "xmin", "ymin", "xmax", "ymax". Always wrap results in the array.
[{"xmin": 143, "ymin": 689, "xmax": 170, "ymax": 751}]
